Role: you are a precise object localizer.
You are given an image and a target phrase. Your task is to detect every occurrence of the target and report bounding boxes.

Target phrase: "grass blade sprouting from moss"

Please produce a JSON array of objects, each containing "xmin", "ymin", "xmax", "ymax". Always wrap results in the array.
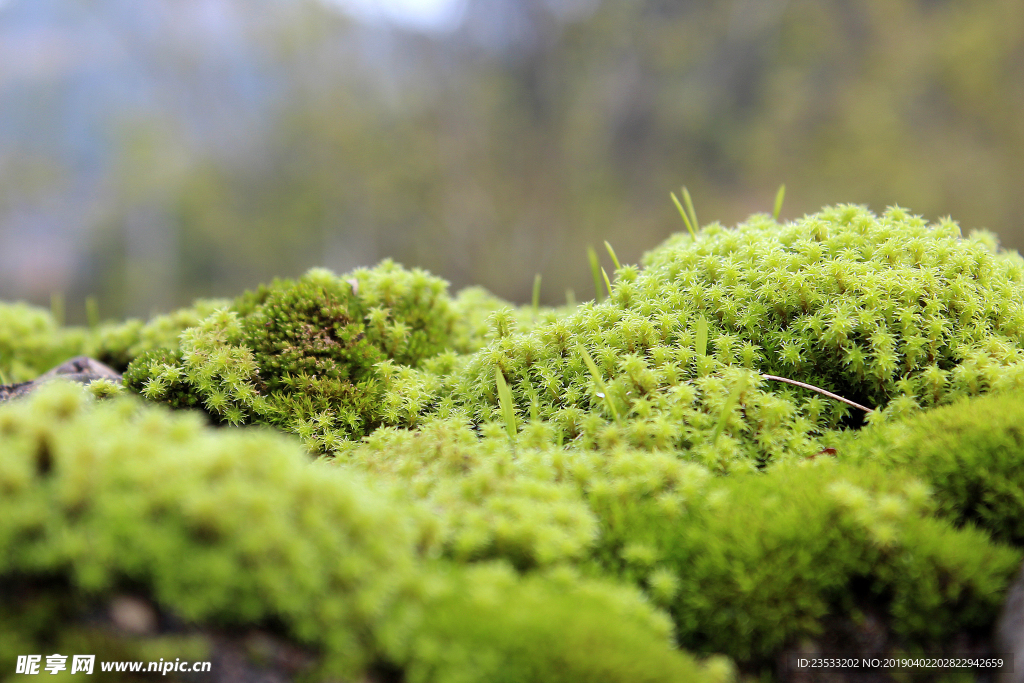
[
  {"xmin": 695, "ymin": 317, "xmax": 708, "ymax": 357},
  {"xmin": 495, "ymin": 367, "xmax": 517, "ymax": 443},
  {"xmin": 566, "ymin": 289, "xmax": 576, "ymax": 307},
  {"xmin": 670, "ymin": 192, "xmax": 697, "ymax": 239},
  {"xmin": 682, "ymin": 187, "xmax": 699, "ymax": 232},
  {"xmin": 604, "ymin": 241, "xmax": 621, "ymax": 271},
  {"xmin": 532, "ymin": 274, "xmax": 542, "ymax": 312},
  {"xmin": 711, "ymin": 374, "xmax": 747, "ymax": 446},
  {"xmin": 85, "ymin": 296, "xmax": 100, "ymax": 329},
  {"xmin": 50, "ymin": 292, "xmax": 64, "ymax": 327},
  {"xmin": 773, "ymin": 184, "xmax": 786, "ymax": 221},
  {"xmin": 761, "ymin": 374, "xmax": 872, "ymax": 413},
  {"xmin": 579, "ymin": 345, "xmax": 621, "ymax": 425},
  {"xmin": 601, "ymin": 268, "xmax": 614, "ymax": 299},
  {"xmin": 587, "ymin": 247, "xmax": 604, "ymax": 302}
]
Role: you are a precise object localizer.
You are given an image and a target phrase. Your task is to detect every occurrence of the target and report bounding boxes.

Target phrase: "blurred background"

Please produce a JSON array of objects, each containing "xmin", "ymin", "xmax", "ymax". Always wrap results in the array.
[{"xmin": 1, "ymin": 0, "xmax": 1022, "ymax": 323}]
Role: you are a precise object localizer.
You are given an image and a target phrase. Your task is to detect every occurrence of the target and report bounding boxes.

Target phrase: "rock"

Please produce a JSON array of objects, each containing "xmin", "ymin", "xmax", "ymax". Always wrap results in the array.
[
  {"xmin": 109, "ymin": 595, "xmax": 158, "ymax": 635},
  {"xmin": 0, "ymin": 356, "xmax": 123, "ymax": 402},
  {"xmin": 995, "ymin": 561, "xmax": 1024, "ymax": 683}
]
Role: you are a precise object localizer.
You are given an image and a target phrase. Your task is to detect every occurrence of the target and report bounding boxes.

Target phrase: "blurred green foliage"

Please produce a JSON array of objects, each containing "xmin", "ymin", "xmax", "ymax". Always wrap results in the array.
[{"xmin": 55, "ymin": 0, "xmax": 1023, "ymax": 319}]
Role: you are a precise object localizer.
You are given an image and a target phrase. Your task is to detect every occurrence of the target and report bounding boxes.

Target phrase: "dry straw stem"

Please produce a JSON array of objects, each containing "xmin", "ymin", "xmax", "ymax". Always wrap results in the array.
[{"xmin": 761, "ymin": 374, "xmax": 872, "ymax": 413}]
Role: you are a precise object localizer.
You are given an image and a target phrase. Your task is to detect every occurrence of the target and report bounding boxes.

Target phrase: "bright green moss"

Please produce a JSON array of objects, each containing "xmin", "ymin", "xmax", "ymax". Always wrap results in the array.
[
  {"xmin": 392, "ymin": 204, "xmax": 1024, "ymax": 474},
  {"xmin": 838, "ymin": 389, "xmax": 1024, "ymax": 545},
  {"xmin": 342, "ymin": 416, "xmax": 1021, "ymax": 671},
  {"xmin": 642, "ymin": 205, "xmax": 1024, "ymax": 414},
  {"xmin": 0, "ymin": 383, "xmax": 713, "ymax": 682},
  {"xmin": 384, "ymin": 562, "xmax": 729, "ymax": 683},
  {"xmin": 0, "ymin": 383, "xmax": 418, "ymax": 669},
  {"xmin": 6, "ymin": 203, "xmax": 1024, "ymax": 681},
  {"xmin": 121, "ymin": 262, "xmax": 460, "ymax": 449},
  {"xmin": 0, "ymin": 302, "xmax": 85, "ymax": 382},
  {"xmin": 600, "ymin": 457, "xmax": 1020, "ymax": 664},
  {"xmin": 89, "ymin": 298, "xmax": 231, "ymax": 371}
]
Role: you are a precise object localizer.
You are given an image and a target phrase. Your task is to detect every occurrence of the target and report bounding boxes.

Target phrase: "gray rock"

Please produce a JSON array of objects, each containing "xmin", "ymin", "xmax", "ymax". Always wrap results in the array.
[
  {"xmin": 995, "ymin": 562, "xmax": 1024, "ymax": 683},
  {"xmin": 0, "ymin": 356, "xmax": 123, "ymax": 402}
]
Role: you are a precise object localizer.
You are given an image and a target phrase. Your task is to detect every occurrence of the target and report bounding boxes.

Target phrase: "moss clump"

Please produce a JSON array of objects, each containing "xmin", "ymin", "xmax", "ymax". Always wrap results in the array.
[
  {"xmin": 380, "ymin": 205, "xmax": 1024, "ymax": 474},
  {"xmin": 343, "ymin": 413, "xmax": 1022, "ymax": 668},
  {"xmin": 122, "ymin": 348, "xmax": 199, "ymax": 410},
  {"xmin": 838, "ymin": 389, "xmax": 1024, "ymax": 546},
  {"xmin": 0, "ymin": 383, "xmax": 719, "ymax": 683},
  {"xmin": 122, "ymin": 262, "xmax": 459, "ymax": 450},
  {"xmin": 0, "ymin": 302, "xmax": 86, "ymax": 383},
  {"xmin": 90, "ymin": 298, "xmax": 231, "ymax": 371},
  {"xmin": 641, "ymin": 205, "xmax": 1024, "ymax": 415}
]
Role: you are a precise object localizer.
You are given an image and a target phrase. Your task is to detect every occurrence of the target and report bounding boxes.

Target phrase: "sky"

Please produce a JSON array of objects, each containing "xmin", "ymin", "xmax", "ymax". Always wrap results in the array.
[
  {"xmin": 0, "ymin": 0, "xmax": 467, "ymax": 32},
  {"xmin": 320, "ymin": 0, "xmax": 466, "ymax": 32}
]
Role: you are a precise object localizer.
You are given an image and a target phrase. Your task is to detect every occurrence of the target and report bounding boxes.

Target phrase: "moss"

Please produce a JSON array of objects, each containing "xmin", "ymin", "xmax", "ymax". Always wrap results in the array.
[
  {"xmin": 0, "ymin": 302, "xmax": 86, "ymax": 383},
  {"xmin": 121, "ymin": 263, "xmax": 460, "ymax": 450},
  {"xmin": 641, "ymin": 205, "xmax": 1024, "ymax": 413},
  {"xmin": 0, "ymin": 383, "xmax": 714, "ymax": 682},
  {"xmin": 6, "ymin": 203, "xmax": 1024, "ymax": 681},
  {"xmin": 343, "ymin": 417, "xmax": 1022, "ymax": 670},
  {"xmin": 89, "ymin": 298, "xmax": 232, "ymax": 372},
  {"xmin": 379, "ymin": 204, "xmax": 1024, "ymax": 475},
  {"xmin": 838, "ymin": 389, "xmax": 1024, "ymax": 545}
]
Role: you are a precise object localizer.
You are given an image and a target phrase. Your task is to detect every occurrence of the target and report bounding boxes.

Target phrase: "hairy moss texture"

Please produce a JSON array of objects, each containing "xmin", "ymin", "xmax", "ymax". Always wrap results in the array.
[{"xmin": 3, "ymin": 204, "xmax": 1024, "ymax": 681}]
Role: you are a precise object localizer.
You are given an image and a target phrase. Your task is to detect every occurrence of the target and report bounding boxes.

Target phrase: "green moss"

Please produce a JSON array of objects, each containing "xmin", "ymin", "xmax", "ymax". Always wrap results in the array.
[
  {"xmin": 0, "ymin": 383, "xmax": 712, "ymax": 682},
  {"xmin": 89, "ymin": 298, "xmax": 232, "ymax": 371},
  {"xmin": 384, "ymin": 563, "xmax": 728, "ymax": 683},
  {"xmin": 121, "ymin": 263, "xmax": 460, "ymax": 450},
  {"xmin": 6, "ymin": 203, "xmax": 1024, "ymax": 681},
  {"xmin": 388, "ymin": 204, "xmax": 1024, "ymax": 474},
  {"xmin": 642, "ymin": 205, "xmax": 1024, "ymax": 413},
  {"xmin": 0, "ymin": 302, "xmax": 86, "ymax": 383},
  {"xmin": 343, "ymin": 417, "xmax": 1021, "ymax": 669},
  {"xmin": 838, "ymin": 389, "xmax": 1024, "ymax": 545}
]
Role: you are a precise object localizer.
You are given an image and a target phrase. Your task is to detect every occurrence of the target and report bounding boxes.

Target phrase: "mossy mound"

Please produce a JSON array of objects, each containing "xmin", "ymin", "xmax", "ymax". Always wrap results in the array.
[
  {"xmin": 343, "ymin": 413, "xmax": 1022, "ymax": 670},
  {"xmin": 120, "ymin": 262, "xmax": 467, "ymax": 449},
  {"xmin": 838, "ymin": 389, "xmax": 1024, "ymax": 546},
  {"xmin": 0, "ymin": 383, "xmax": 719, "ymax": 683},
  {"xmin": 5, "ymin": 203, "xmax": 1024, "ymax": 681},
  {"xmin": 641, "ymin": 205, "xmax": 1024, "ymax": 414},
  {"xmin": 398, "ymin": 204, "xmax": 1024, "ymax": 473},
  {"xmin": 0, "ymin": 302, "xmax": 87, "ymax": 383}
]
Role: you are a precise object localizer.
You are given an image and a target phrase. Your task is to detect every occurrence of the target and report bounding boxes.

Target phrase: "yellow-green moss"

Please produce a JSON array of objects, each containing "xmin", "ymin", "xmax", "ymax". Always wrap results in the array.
[{"xmin": 0, "ymin": 383, "xmax": 718, "ymax": 682}]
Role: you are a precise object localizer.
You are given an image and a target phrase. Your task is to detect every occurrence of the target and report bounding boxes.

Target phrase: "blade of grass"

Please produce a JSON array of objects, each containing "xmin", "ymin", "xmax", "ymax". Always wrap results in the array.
[
  {"xmin": 773, "ymin": 184, "xmax": 786, "ymax": 221},
  {"xmin": 695, "ymin": 317, "xmax": 708, "ymax": 357},
  {"xmin": 495, "ymin": 367, "xmax": 518, "ymax": 443},
  {"xmin": 579, "ymin": 345, "xmax": 621, "ymax": 425},
  {"xmin": 50, "ymin": 291, "xmax": 65, "ymax": 327},
  {"xmin": 671, "ymin": 192, "xmax": 697, "ymax": 238},
  {"xmin": 711, "ymin": 374, "xmax": 748, "ymax": 446},
  {"xmin": 604, "ymin": 240, "xmax": 621, "ymax": 270},
  {"xmin": 566, "ymin": 289, "xmax": 576, "ymax": 307},
  {"xmin": 85, "ymin": 296, "xmax": 100, "ymax": 329},
  {"xmin": 682, "ymin": 187, "xmax": 699, "ymax": 232},
  {"xmin": 601, "ymin": 267, "xmax": 613, "ymax": 299},
  {"xmin": 587, "ymin": 246, "xmax": 604, "ymax": 302},
  {"xmin": 532, "ymin": 273, "xmax": 542, "ymax": 312}
]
